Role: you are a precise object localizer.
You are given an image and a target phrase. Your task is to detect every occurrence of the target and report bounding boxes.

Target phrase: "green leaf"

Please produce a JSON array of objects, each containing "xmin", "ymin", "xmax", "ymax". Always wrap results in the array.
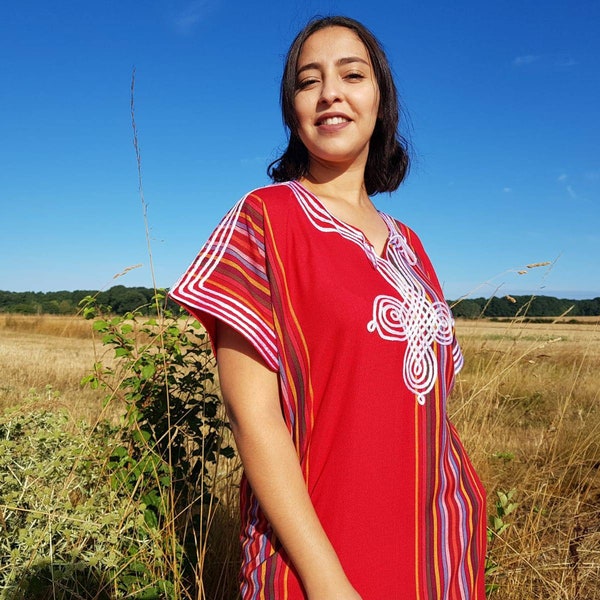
[
  {"xmin": 92, "ymin": 319, "xmax": 108, "ymax": 331},
  {"xmin": 80, "ymin": 374, "xmax": 99, "ymax": 389},
  {"xmin": 140, "ymin": 363, "xmax": 155, "ymax": 379},
  {"xmin": 143, "ymin": 507, "xmax": 158, "ymax": 529},
  {"xmin": 220, "ymin": 445, "xmax": 236, "ymax": 459}
]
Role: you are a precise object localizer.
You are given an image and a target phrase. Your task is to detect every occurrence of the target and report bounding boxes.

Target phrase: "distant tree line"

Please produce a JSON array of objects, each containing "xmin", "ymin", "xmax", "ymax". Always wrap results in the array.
[
  {"xmin": 0, "ymin": 287, "xmax": 599, "ymax": 318},
  {"xmin": 0, "ymin": 286, "xmax": 179, "ymax": 316},
  {"xmin": 451, "ymin": 295, "xmax": 600, "ymax": 319}
]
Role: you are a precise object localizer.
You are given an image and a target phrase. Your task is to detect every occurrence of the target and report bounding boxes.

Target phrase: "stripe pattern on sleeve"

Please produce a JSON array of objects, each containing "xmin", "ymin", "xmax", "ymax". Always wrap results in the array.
[{"xmin": 168, "ymin": 192, "xmax": 278, "ymax": 370}]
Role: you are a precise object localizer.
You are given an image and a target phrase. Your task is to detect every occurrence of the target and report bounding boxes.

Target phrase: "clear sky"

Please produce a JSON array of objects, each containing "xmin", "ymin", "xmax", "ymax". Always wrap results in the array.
[{"xmin": 1, "ymin": 0, "xmax": 599, "ymax": 300}]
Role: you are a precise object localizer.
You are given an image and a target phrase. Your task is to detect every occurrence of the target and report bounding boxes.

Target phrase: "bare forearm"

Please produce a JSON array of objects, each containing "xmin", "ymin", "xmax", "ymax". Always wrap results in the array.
[
  {"xmin": 216, "ymin": 322, "xmax": 360, "ymax": 599},
  {"xmin": 231, "ymin": 412, "xmax": 349, "ymax": 594}
]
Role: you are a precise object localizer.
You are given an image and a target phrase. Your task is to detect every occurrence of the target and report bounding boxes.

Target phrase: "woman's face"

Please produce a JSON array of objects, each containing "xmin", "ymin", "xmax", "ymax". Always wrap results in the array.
[{"xmin": 293, "ymin": 26, "xmax": 380, "ymax": 171}]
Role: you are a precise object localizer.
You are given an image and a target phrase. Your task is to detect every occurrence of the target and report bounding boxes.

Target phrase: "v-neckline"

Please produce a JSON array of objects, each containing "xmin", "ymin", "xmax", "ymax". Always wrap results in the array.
[{"xmin": 291, "ymin": 180, "xmax": 392, "ymax": 260}]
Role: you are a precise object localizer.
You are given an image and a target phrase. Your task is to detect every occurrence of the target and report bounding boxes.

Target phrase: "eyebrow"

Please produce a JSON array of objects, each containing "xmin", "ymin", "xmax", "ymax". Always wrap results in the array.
[{"xmin": 296, "ymin": 56, "xmax": 370, "ymax": 75}]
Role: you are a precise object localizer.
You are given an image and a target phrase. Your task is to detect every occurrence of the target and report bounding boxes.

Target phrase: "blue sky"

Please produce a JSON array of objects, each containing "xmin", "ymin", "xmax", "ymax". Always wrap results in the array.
[{"xmin": 1, "ymin": 0, "xmax": 598, "ymax": 300}]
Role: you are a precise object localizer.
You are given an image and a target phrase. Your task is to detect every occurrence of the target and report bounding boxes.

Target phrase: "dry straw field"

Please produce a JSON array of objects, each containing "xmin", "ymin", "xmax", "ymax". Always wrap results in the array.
[
  {"xmin": 0, "ymin": 315, "xmax": 106, "ymax": 420},
  {"xmin": 1, "ymin": 312, "xmax": 599, "ymax": 598},
  {"xmin": 454, "ymin": 317, "xmax": 600, "ymax": 598}
]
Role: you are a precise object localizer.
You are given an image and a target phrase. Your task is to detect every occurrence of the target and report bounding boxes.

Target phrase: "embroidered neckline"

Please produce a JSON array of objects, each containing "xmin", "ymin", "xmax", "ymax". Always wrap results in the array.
[
  {"xmin": 288, "ymin": 180, "xmax": 418, "ymax": 268},
  {"xmin": 287, "ymin": 180, "xmax": 454, "ymax": 406},
  {"xmin": 289, "ymin": 180, "xmax": 394, "ymax": 262}
]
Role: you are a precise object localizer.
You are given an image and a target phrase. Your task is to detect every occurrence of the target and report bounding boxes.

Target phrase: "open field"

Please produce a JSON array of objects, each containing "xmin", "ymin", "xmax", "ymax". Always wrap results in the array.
[
  {"xmin": 1, "ymin": 313, "xmax": 599, "ymax": 598},
  {"xmin": 0, "ymin": 314, "xmax": 112, "ymax": 423},
  {"xmin": 453, "ymin": 318, "xmax": 600, "ymax": 598}
]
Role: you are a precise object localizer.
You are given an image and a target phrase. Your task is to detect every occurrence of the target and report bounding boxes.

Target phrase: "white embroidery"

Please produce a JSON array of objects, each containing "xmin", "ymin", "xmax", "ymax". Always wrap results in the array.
[
  {"xmin": 370, "ymin": 215, "xmax": 455, "ymax": 405},
  {"xmin": 385, "ymin": 221, "xmax": 418, "ymax": 266},
  {"xmin": 288, "ymin": 181, "xmax": 455, "ymax": 405},
  {"xmin": 367, "ymin": 293, "xmax": 453, "ymax": 405}
]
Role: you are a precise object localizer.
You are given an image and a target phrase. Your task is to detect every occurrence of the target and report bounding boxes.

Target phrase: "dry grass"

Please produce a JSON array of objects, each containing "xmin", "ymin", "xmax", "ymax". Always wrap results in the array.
[
  {"xmin": 1, "ymin": 313, "xmax": 599, "ymax": 597},
  {"xmin": 454, "ymin": 318, "xmax": 600, "ymax": 598},
  {"xmin": 0, "ymin": 314, "xmax": 113, "ymax": 423},
  {"xmin": 0, "ymin": 313, "xmax": 96, "ymax": 338}
]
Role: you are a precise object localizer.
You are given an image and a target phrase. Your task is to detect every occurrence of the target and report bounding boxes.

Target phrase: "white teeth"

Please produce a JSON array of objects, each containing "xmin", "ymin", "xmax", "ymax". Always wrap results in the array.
[{"xmin": 320, "ymin": 116, "xmax": 348, "ymax": 125}]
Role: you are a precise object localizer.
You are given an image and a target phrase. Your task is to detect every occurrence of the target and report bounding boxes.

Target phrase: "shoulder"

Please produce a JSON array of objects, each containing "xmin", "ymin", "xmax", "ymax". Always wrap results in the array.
[
  {"xmin": 232, "ymin": 183, "xmax": 299, "ymax": 238},
  {"xmin": 384, "ymin": 215, "xmax": 428, "ymax": 258},
  {"xmin": 241, "ymin": 182, "xmax": 297, "ymax": 211},
  {"xmin": 385, "ymin": 214, "xmax": 440, "ymax": 285}
]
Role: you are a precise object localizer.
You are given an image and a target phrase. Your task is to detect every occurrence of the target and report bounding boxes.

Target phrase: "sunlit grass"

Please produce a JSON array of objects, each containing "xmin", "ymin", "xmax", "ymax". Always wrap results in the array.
[
  {"xmin": 0, "ymin": 314, "xmax": 599, "ymax": 598},
  {"xmin": 454, "ymin": 318, "xmax": 600, "ymax": 598}
]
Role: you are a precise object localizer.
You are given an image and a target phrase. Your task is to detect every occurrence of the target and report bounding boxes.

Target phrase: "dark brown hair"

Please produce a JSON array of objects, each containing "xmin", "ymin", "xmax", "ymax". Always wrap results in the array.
[{"xmin": 268, "ymin": 15, "xmax": 410, "ymax": 195}]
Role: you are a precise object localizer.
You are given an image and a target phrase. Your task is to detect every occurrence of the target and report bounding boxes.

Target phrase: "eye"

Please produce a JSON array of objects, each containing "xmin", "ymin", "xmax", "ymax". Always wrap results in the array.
[
  {"xmin": 345, "ymin": 72, "xmax": 366, "ymax": 82},
  {"xmin": 296, "ymin": 77, "xmax": 319, "ymax": 91}
]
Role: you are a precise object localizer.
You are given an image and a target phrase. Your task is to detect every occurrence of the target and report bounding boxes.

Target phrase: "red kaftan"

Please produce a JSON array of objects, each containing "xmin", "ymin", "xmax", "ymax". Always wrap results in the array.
[{"xmin": 169, "ymin": 181, "xmax": 486, "ymax": 599}]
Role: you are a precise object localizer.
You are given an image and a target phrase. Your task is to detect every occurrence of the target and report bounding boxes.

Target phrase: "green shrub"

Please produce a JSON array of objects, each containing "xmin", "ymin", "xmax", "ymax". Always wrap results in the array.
[
  {"xmin": 0, "ymin": 402, "xmax": 176, "ymax": 599},
  {"xmin": 1, "ymin": 289, "xmax": 240, "ymax": 599},
  {"xmin": 79, "ymin": 293, "xmax": 239, "ymax": 598}
]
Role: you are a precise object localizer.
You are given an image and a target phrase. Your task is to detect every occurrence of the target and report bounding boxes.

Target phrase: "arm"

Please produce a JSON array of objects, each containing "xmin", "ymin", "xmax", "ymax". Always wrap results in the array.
[{"xmin": 216, "ymin": 321, "xmax": 361, "ymax": 600}]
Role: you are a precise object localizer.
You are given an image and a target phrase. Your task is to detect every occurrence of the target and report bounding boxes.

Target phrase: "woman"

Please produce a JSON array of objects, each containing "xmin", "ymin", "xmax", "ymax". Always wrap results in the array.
[{"xmin": 169, "ymin": 15, "xmax": 486, "ymax": 600}]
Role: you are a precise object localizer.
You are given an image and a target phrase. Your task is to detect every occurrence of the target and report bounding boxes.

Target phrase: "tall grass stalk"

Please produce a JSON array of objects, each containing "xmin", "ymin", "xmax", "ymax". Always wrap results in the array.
[{"xmin": 131, "ymin": 66, "xmax": 181, "ymax": 598}]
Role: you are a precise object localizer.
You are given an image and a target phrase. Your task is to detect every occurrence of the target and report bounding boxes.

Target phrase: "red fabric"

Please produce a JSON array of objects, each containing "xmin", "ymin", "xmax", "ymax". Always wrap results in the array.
[{"xmin": 169, "ymin": 181, "xmax": 486, "ymax": 599}]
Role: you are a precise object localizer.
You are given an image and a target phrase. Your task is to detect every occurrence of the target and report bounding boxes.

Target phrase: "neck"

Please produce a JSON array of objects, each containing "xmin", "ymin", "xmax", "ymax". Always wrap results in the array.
[{"xmin": 300, "ymin": 159, "xmax": 369, "ymax": 206}]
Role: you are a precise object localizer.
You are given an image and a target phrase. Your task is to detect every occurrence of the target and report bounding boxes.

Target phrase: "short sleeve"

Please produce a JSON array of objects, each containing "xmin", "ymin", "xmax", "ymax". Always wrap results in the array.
[{"xmin": 168, "ymin": 193, "xmax": 278, "ymax": 371}]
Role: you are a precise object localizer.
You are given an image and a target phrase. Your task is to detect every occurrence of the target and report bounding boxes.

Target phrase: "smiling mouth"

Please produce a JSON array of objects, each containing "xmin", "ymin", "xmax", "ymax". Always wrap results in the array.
[{"xmin": 317, "ymin": 116, "xmax": 350, "ymax": 126}]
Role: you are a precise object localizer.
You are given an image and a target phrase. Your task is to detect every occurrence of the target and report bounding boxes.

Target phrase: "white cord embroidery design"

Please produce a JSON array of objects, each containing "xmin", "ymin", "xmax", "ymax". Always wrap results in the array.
[
  {"xmin": 367, "ymin": 293, "xmax": 453, "ymax": 405},
  {"xmin": 368, "ymin": 218, "xmax": 454, "ymax": 405},
  {"xmin": 289, "ymin": 182, "xmax": 454, "ymax": 405}
]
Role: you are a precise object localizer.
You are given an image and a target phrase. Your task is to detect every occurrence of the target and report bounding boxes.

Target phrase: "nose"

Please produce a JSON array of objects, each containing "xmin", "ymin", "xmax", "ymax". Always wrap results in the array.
[{"xmin": 319, "ymin": 75, "xmax": 342, "ymax": 105}]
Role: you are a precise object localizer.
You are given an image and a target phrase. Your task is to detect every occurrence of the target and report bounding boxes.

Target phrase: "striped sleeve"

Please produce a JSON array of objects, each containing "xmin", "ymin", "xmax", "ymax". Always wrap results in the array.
[
  {"xmin": 168, "ymin": 193, "xmax": 278, "ymax": 371},
  {"xmin": 452, "ymin": 336, "xmax": 464, "ymax": 374}
]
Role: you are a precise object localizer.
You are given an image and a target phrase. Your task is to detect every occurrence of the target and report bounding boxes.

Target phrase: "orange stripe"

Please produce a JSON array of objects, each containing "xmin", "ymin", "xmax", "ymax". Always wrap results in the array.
[
  {"xmin": 432, "ymin": 368, "xmax": 443, "ymax": 598},
  {"xmin": 244, "ymin": 211, "xmax": 265, "ymax": 238},
  {"xmin": 259, "ymin": 559, "xmax": 267, "ymax": 600},
  {"xmin": 220, "ymin": 257, "xmax": 271, "ymax": 296},
  {"xmin": 264, "ymin": 208, "xmax": 315, "ymax": 477},
  {"xmin": 283, "ymin": 564, "xmax": 289, "ymax": 600},
  {"xmin": 414, "ymin": 399, "xmax": 421, "ymax": 597}
]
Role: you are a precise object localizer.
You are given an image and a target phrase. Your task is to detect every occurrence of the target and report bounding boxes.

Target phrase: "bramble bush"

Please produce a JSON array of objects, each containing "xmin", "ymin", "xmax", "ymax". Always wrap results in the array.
[
  {"xmin": 80, "ymin": 293, "xmax": 239, "ymax": 598},
  {"xmin": 0, "ymin": 292, "xmax": 240, "ymax": 599},
  {"xmin": 0, "ymin": 397, "xmax": 176, "ymax": 599}
]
